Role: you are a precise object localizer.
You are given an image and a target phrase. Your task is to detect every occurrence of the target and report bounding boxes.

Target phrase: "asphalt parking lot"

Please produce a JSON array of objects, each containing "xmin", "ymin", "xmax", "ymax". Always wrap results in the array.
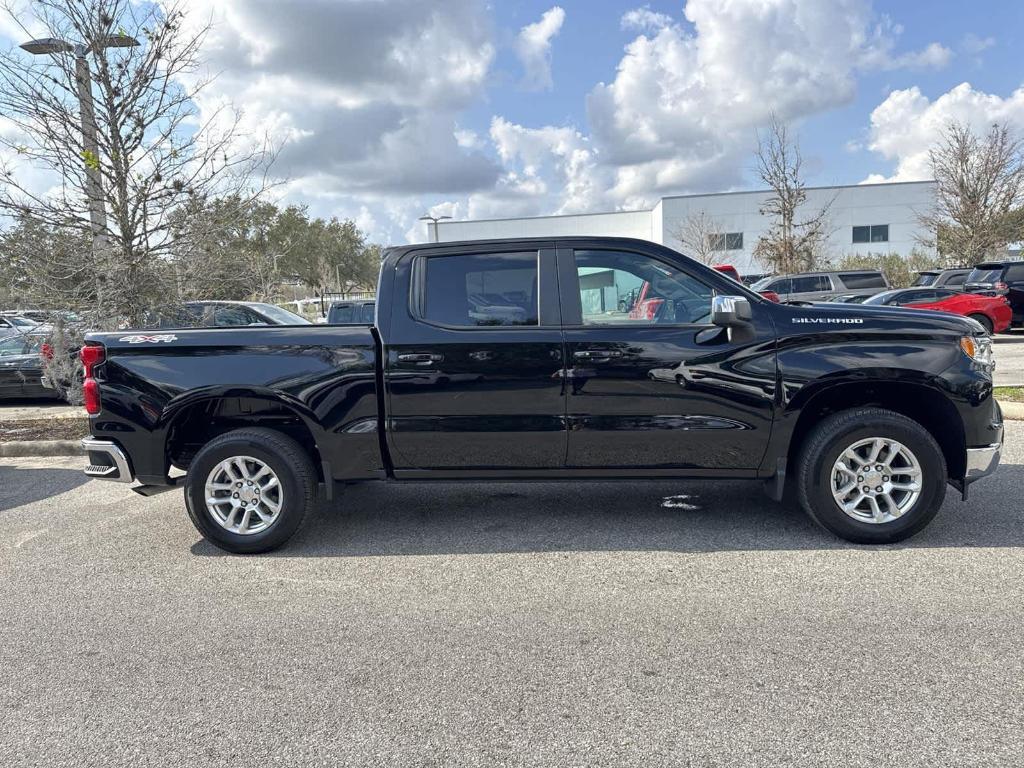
[
  {"xmin": 1, "ymin": 427, "xmax": 1022, "ymax": 766},
  {"xmin": 993, "ymin": 330, "xmax": 1024, "ymax": 385}
]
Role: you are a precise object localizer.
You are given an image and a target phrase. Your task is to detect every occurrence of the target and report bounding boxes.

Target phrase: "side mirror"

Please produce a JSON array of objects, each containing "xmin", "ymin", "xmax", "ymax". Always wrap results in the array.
[{"xmin": 711, "ymin": 295, "xmax": 752, "ymax": 327}]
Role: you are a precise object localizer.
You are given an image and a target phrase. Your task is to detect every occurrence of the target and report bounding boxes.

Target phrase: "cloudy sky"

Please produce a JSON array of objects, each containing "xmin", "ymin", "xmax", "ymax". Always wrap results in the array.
[{"xmin": 8, "ymin": 0, "xmax": 1024, "ymax": 244}]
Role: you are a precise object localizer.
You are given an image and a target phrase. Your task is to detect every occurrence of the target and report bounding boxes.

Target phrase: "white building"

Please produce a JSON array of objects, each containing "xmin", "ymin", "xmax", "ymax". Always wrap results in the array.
[{"xmin": 434, "ymin": 180, "xmax": 936, "ymax": 277}]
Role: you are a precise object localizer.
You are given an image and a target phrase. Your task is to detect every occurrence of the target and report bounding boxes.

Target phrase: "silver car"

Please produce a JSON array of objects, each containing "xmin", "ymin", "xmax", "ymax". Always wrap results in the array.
[{"xmin": 751, "ymin": 270, "xmax": 890, "ymax": 302}]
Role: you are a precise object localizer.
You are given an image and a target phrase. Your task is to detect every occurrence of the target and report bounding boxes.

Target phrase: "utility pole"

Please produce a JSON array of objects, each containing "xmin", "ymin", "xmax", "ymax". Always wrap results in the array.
[
  {"xmin": 418, "ymin": 214, "xmax": 451, "ymax": 243},
  {"xmin": 20, "ymin": 34, "xmax": 139, "ymax": 317}
]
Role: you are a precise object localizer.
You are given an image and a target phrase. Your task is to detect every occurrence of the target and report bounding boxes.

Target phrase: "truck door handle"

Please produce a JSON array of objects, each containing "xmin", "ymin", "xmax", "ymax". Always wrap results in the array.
[
  {"xmin": 574, "ymin": 349, "xmax": 622, "ymax": 360},
  {"xmin": 397, "ymin": 353, "xmax": 443, "ymax": 365}
]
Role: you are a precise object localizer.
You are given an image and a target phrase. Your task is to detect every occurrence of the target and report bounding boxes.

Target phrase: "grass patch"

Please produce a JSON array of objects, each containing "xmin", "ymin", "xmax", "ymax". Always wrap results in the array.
[
  {"xmin": 994, "ymin": 386, "xmax": 1024, "ymax": 403},
  {"xmin": 0, "ymin": 418, "xmax": 90, "ymax": 442}
]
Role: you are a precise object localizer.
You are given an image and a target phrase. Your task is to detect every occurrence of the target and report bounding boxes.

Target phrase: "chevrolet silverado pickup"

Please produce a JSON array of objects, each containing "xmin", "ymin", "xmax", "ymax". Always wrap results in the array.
[{"xmin": 80, "ymin": 237, "xmax": 1003, "ymax": 553}]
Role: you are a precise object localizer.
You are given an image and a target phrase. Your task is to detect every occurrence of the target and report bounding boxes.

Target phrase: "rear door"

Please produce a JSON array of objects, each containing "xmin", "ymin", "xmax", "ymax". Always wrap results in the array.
[
  {"xmin": 790, "ymin": 275, "xmax": 833, "ymax": 302},
  {"xmin": 383, "ymin": 243, "xmax": 567, "ymax": 472},
  {"xmin": 557, "ymin": 244, "xmax": 776, "ymax": 471}
]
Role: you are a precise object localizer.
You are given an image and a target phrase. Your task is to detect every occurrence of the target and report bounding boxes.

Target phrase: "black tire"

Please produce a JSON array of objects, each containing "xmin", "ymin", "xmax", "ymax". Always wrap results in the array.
[
  {"xmin": 184, "ymin": 428, "xmax": 316, "ymax": 554},
  {"xmin": 967, "ymin": 313, "xmax": 993, "ymax": 335},
  {"xmin": 795, "ymin": 408, "xmax": 946, "ymax": 544}
]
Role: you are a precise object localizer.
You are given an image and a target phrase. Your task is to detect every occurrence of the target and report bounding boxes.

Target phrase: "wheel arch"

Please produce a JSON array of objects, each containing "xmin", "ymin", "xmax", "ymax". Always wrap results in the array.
[
  {"xmin": 160, "ymin": 388, "xmax": 327, "ymax": 482},
  {"xmin": 784, "ymin": 379, "xmax": 966, "ymax": 481}
]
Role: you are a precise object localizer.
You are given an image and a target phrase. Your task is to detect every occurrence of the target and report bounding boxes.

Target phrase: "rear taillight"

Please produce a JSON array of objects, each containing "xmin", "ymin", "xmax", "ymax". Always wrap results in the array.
[
  {"xmin": 80, "ymin": 344, "xmax": 105, "ymax": 415},
  {"xmin": 82, "ymin": 378, "xmax": 101, "ymax": 414},
  {"xmin": 40, "ymin": 342, "xmax": 54, "ymax": 361}
]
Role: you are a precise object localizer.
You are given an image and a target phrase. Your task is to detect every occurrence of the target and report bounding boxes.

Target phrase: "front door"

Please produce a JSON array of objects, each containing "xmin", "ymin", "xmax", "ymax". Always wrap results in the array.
[
  {"xmin": 384, "ymin": 245, "xmax": 567, "ymax": 472},
  {"xmin": 557, "ymin": 245, "xmax": 776, "ymax": 471}
]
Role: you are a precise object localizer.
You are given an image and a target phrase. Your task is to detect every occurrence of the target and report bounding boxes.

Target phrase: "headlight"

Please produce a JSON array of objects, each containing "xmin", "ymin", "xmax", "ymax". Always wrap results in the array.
[{"xmin": 960, "ymin": 335, "xmax": 994, "ymax": 367}]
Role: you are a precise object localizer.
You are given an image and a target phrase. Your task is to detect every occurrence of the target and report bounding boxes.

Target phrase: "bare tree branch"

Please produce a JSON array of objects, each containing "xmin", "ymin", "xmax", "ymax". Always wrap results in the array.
[{"xmin": 752, "ymin": 115, "xmax": 833, "ymax": 274}]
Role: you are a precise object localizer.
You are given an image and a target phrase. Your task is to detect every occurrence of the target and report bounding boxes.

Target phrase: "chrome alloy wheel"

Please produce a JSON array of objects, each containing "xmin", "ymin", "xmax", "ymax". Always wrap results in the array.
[
  {"xmin": 830, "ymin": 437, "xmax": 922, "ymax": 524},
  {"xmin": 204, "ymin": 456, "xmax": 283, "ymax": 535}
]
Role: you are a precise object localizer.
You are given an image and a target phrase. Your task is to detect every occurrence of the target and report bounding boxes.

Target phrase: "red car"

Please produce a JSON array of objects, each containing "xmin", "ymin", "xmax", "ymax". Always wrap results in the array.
[{"xmin": 864, "ymin": 288, "xmax": 1011, "ymax": 334}]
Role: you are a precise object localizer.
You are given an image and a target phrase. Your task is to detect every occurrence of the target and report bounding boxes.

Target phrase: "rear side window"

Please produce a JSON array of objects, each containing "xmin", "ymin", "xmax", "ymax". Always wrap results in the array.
[
  {"xmin": 791, "ymin": 275, "xmax": 831, "ymax": 293},
  {"xmin": 968, "ymin": 267, "xmax": 1005, "ymax": 283},
  {"xmin": 420, "ymin": 252, "xmax": 539, "ymax": 327},
  {"xmin": 840, "ymin": 272, "xmax": 887, "ymax": 289},
  {"xmin": 1005, "ymin": 264, "xmax": 1024, "ymax": 282}
]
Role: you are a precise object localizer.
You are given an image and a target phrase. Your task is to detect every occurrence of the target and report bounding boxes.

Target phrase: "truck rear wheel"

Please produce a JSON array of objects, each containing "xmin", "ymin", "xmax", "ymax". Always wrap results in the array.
[
  {"xmin": 184, "ymin": 428, "xmax": 316, "ymax": 554},
  {"xmin": 795, "ymin": 408, "xmax": 947, "ymax": 544}
]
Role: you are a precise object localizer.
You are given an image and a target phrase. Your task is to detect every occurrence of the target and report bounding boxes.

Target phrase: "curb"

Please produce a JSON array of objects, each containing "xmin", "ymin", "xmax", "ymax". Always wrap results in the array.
[
  {"xmin": 998, "ymin": 400, "xmax": 1024, "ymax": 421},
  {"xmin": 0, "ymin": 440, "xmax": 84, "ymax": 458},
  {"xmin": 0, "ymin": 411, "xmax": 86, "ymax": 423}
]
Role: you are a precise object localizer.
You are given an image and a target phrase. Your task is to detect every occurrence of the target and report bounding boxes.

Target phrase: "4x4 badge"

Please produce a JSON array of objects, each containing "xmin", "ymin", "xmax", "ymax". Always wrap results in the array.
[{"xmin": 118, "ymin": 334, "xmax": 178, "ymax": 343}]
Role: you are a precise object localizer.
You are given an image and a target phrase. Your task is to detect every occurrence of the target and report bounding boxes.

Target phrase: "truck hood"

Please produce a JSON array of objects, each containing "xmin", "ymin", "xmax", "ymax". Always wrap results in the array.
[{"xmin": 775, "ymin": 300, "xmax": 983, "ymax": 336}]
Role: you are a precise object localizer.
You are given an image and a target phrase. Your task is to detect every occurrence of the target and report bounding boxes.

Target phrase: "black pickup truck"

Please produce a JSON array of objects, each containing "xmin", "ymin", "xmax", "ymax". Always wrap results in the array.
[{"xmin": 80, "ymin": 237, "xmax": 1003, "ymax": 553}]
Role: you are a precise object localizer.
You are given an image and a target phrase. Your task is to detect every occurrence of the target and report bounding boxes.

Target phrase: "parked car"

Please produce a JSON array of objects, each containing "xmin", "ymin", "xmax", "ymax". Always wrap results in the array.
[
  {"xmin": 80, "ymin": 236, "xmax": 1001, "ymax": 554},
  {"xmin": 826, "ymin": 294, "xmax": 870, "ymax": 304},
  {"xmin": 913, "ymin": 268, "xmax": 971, "ymax": 289},
  {"xmin": 751, "ymin": 270, "xmax": 889, "ymax": 302},
  {"xmin": 0, "ymin": 314, "xmax": 42, "ymax": 332},
  {"xmin": 143, "ymin": 301, "xmax": 311, "ymax": 329},
  {"xmin": 863, "ymin": 288, "xmax": 1011, "ymax": 334},
  {"xmin": 963, "ymin": 260, "xmax": 1024, "ymax": 328},
  {"xmin": 0, "ymin": 330, "xmax": 65, "ymax": 401},
  {"xmin": 326, "ymin": 300, "xmax": 376, "ymax": 325},
  {"xmin": 713, "ymin": 265, "xmax": 779, "ymax": 302}
]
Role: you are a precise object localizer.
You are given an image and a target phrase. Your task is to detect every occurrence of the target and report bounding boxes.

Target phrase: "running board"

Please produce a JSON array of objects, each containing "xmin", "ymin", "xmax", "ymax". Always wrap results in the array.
[{"xmin": 132, "ymin": 476, "xmax": 183, "ymax": 497}]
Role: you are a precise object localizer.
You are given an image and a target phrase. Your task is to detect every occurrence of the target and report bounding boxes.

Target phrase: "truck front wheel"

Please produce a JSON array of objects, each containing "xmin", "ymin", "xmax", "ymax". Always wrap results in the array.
[
  {"xmin": 184, "ymin": 428, "xmax": 316, "ymax": 554},
  {"xmin": 795, "ymin": 408, "xmax": 947, "ymax": 544}
]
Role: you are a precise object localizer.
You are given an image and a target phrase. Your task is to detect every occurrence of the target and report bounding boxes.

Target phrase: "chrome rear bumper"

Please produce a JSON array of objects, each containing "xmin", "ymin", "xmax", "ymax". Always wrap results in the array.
[{"xmin": 82, "ymin": 437, "xmax": 134, "ymax": 483}]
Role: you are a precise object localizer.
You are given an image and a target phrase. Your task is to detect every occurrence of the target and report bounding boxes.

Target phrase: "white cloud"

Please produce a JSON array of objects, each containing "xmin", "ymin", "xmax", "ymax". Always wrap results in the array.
[
  {"xmin": 621, "ymin": 7, "xmax": 673, "ymax": 32},
  {"xmin": 581, "ymin": 0, "xmax": 954, "ymax": 208},
  {"xmin": 515, "ymin": 6, "xmax": 566, "ymax": 91},
  {"xmin": 961, "ymin": 33, "xmax": 995, "ymax": 55},
  {"xmin": 865, "ymin": 83, "xmax": 1024, "ymax": 181}
]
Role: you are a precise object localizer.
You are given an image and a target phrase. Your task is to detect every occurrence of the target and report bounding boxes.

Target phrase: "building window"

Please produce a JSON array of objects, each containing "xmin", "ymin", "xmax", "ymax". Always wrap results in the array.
[
  {"xmin": 853, "ymin": 224, "xmax": 889, "ymax": 244},
  {"xmin": 709, "ymin": 232, "xmax": 744, "ymax": 251}
]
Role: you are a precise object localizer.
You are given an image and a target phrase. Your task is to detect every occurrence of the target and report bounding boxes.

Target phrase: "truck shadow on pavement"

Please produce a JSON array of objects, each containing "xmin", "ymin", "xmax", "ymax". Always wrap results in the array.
[
  {"xmin": 191, "ymin": 464, "xmax": 1024, "ymax": 557},
  {"xmin": 0, "ymin": 464, "xmax": 89, "ymax": 512}
]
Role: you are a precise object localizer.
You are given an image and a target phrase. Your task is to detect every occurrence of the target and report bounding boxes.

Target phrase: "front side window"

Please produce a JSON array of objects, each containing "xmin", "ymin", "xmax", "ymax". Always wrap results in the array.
[
  {"xmin": 574, "ymin": 249, "xmax": 714, "ymax": 326},
  {"xmin": 215, "ymin": 306, "xmax": 263, "ymax": 326},
  {"xmin": 0, "ymin": 337, "xmax": 29, "ymax": 355},
  {"xmin": 421, "ymin": 252, "xmax": 539, "ymax": 327},
  {"xmin": 897, "ymin": 290, "xmax": 933, "ymax": 305}
]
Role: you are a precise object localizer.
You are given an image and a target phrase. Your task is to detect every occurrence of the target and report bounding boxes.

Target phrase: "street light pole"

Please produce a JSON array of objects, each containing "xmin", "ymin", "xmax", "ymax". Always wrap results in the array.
[
  {"xmin": 72, "ymin": 46, "xmax": 107, "ymax": 263},
  {"xmin": 418, "ymin": 214, "xmax": 452, "ymax": 243},
  {"xmin": 20, "ymin": 34, "xmax": 139, "ymax": 317}
]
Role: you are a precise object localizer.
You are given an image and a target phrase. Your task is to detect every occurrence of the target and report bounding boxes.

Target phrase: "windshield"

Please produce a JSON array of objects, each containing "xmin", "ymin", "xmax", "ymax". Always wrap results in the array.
[
  {"xmin": 251, "ymin": 303, "xmax": 311, "ymax": 324},
  {"xmin": 750, "ymin": 276, "xmax": 774, "ymax": 291},
  {"xmin": 913, "ymin": 273, "xmax": 936, "ymax": 286}
]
